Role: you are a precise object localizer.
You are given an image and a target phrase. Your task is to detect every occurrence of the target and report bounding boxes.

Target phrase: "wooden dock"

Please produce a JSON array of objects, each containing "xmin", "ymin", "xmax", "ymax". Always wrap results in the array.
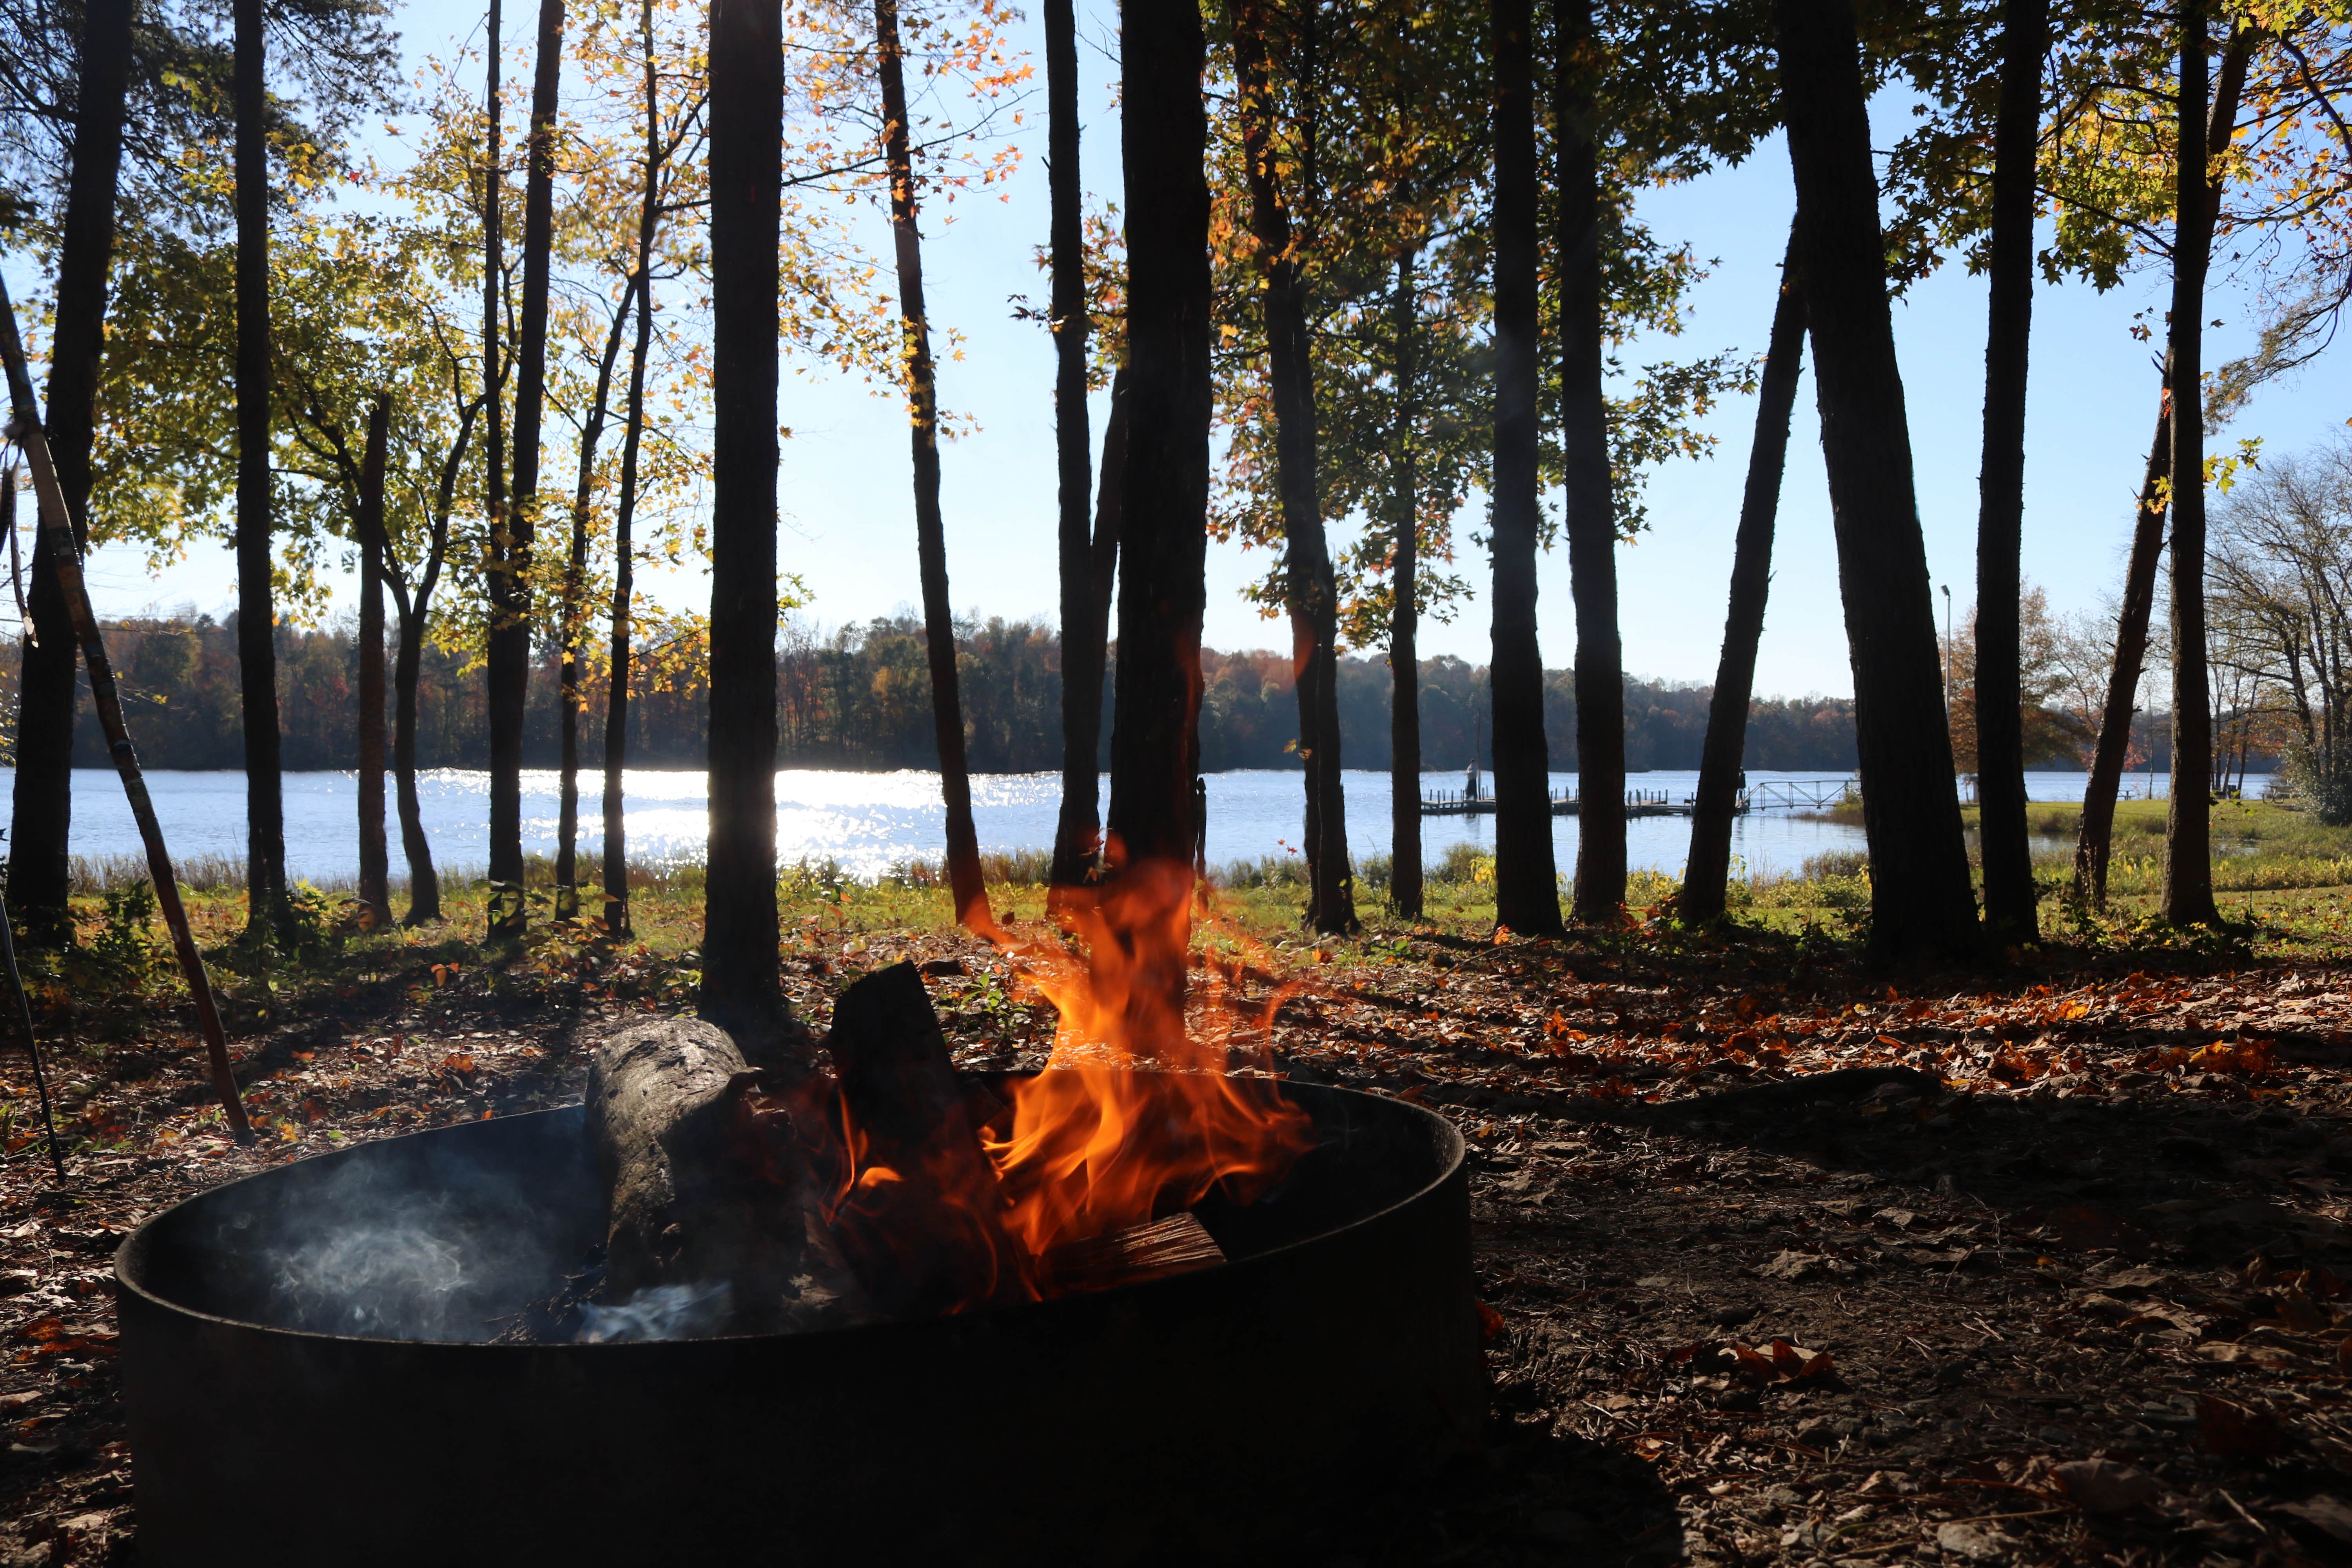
[{"xmin": 1420, "ymin": 788, "xmax": 1713, "ymax": 819}]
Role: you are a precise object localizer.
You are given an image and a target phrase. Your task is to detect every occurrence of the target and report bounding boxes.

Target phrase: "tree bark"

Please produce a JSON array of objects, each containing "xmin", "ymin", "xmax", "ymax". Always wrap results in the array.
[
  {"xmin": 393, "ymin": 604, "xmax": 442, "ymax": 923},
  {"xmin": 875, "ymin": 0, "xmax": 991, "ymax": 932},
  {"xmin": 604, "ymin": 0, "xmax": 664, "ymax": 940},
  {"xmin": 356, "ymin": 400, "xmax": 391, "ymax": 927},
  {"xmin": 1553, "ymin": 0, "xmax": 1623, "ymax": 923},
  {"xmin": 2074, "ymin": 384, "xmax": 2171, "ymax": 910},
  {"xmin": 1974, "ymin": 0, "xmax": 2049, "ymax": 945},
  {"xmin": 234, "ymin": 0, "xmax": 287, "ymax": 939},
  {"xmin": 557, "ymin": 286, "xmax": 633, "ymax": 920},
  {"xmin": 1683, "ymin": 229, "xmax": 1804, "ymax": 926},
  {"xmin": 10, "ymin": 0, "xmax": 130, "ymax": 947},
  {"xmin": 480, "ymin": 0, "xmax": 508, "ymax": 918},
  {"xmin": 702, "ymin": 0, "xmax": 786, "ymax": 1040},
  {"xmin": 1104, "ymin": 0, "xmax": 1211, "ymax": 876},
  {"xmin": 489, "ymin": 0, "xmax": 564, "ymax": 941},
  {"xmin": 1051, "ymin": 369, "xmax": 1127, "ymax": 887},
  {"xmin": 1388, "ymin": 247, "xmax": 1424, "ymax": 921},
  {"xmin": 1488, "ymin": 0, "xmax": 1563, "ymax": 938},
  {"xmin": 1775, "ymin": 0, "xmax": 1977, "ymax": 967},
  {"xmin": 1231, "ymin": 0, "xmax": 1352, "ymax": 934},
  {"xmin": 2163, "ymin": 0, "xmax": 2220, "ymax": 927},
  {"xmin": 1045, "ymin": 0, "xmax": 1101, "ymax": 889}
]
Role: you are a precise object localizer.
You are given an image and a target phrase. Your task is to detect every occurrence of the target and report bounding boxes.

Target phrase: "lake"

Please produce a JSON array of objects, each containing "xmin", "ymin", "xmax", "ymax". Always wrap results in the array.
[{"xmin": 0, "ymin": 764, "xmax": 2223, "ymax": 886}]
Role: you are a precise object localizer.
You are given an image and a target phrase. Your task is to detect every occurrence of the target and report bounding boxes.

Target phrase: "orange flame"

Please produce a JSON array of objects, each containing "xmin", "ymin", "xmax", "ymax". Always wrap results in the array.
[{"xmin": 982, "ymin": 856, "xmax": 1316, "ymax": 1263}]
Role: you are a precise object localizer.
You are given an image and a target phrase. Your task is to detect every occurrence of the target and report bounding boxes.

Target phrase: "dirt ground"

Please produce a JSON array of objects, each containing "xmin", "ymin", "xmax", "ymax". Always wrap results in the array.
[{"xmin": 2, "ymin": 909, "xmax": 2349, "ymax": 1566}]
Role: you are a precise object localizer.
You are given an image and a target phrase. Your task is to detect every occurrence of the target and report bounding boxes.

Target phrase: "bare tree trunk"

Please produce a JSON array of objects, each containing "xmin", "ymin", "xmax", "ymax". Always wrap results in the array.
[
  {"xmin": 1051, "ymin": 369, "xmax": 1127, "ymax": 888},
  {"xmin": 1045, "ymin": 0, "xmax": 1102, "ymax": 889},
  {"xmin": 2163, "ymin": 0, "xmax": 2221, "ymax": 927},
  {"xmin": 702, "ymin": 0, "xmax": 786, "ymax": 1040},
  {"xmin": 1388, "ymin": 247, "xmax": 1423, "ymax": 921},
  {"xmin": 393, "ymin": 604, "xmax": 442, "ymax": 922},
  {"xmin": 1684, "ymin": 229, "xmax": 1804, "ymax": 926},
  {"xmin": 1775, "ymin": 0, "xmax": 1978, "ymax": 966},
  {"xmin": 490, "ymin": 0, "xmax": 564, "ymax": 941},
  {"xmin": 234, "ymin": 0, "xmax": 288, "ymax": 938},
  {"xmin": 2073, "ymin": 361, "xmax": 2171, "ymax": 907},
  {"xmin": 604, "ymin": 0, "xmax": 664, "ymax": 940},
  {"xmin": 875, "ymin": 0, "xmax": 991, "ymax": 932},
  {"xmin": 1104, "ymin": 0, "xmax": 1211, "ymax": 875},
  {"xmin": 557, "ymin": 287, "xmax": 634, "ymax": 920},
  {"xmin": 1232, "ymin": 0, "xmax": 1352, "ymax": 934},
  {"xmin": 480, "ymin": 0, "xmax": 508, "ymax": 918},
  {"xmin": 1974, "ymin": 0, "xmax": 2049, "ymax": 944},
  {"xmin": 1553, "ymin": 0, "xmax": 1623, "ymax": 923},
  {"xmin": 356, "ymin": 400, "xmax": 392, "ymax": 927},
  {"xmin": 10, "ymin": 0, "xmax": 130, "ymax": 947},
  {"xmin": 1488, "ymin": 0, "xmax": 1563, "ymax": 938}
]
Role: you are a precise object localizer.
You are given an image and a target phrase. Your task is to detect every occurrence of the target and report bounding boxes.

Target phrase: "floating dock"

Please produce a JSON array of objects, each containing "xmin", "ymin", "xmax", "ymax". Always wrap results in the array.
[{"xmin": 1418, "ymin": 778, "xmax": 1856, "ymax": 819}]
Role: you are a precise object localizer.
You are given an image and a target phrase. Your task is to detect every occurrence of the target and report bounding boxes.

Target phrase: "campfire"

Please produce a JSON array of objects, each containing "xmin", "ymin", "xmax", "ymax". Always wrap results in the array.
[{"xmin": 114, "ymin": 860, "xmax": 1483, "ymax": 1562}]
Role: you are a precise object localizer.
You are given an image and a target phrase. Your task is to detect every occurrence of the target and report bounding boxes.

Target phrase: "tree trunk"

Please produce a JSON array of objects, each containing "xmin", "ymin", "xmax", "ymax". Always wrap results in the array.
[
  {"xmin": 1775, "ymin": 0, "xmax": 1977, "ymax": 967},
  {"xmin": 489, "ymin": 0, "xmax": 564, "ymax": 941},
  {"xmin": 1051, "ymin": 369, "xmax": 1127, "ymax": 888},
  {"xmin": 9, "ymin": 0, "xmax": 130, "ymax": 947},
  {"xmin": 1103, "ymin": 0, "xmax": 1210, "ymax": 877},
  {"xmin": 234, "ymin": 0, "xmax": 287, "ymax": 938},
  {"xmin": 2074, "ymin": 395, "xmax": 2171, "ymax": 909},
  {"xmin": 480, "ymin": 0, "xmax": 508, "ymax": 918},
  {"xmin": 1388, "ymin": 247, "xmax": 1423, "ymax": 922},
  {"xmin": 875, "ymin": 0, "xmax": 991, "ymax": 933},
  {"xmin": 604, "ymin": 0, "xmax": 664, "ymax": 940},
  {"xmin": 2163, "ymin": 0, "xmax": 2220, "ymax": 927},
  {"xmin": 1045, "ymin": 0, "xmax": 1100, "ymax": 890},
  {"xmin": 1683, "ymin": 229, "xmax": 1804, "ymax": 926},
  {"xmin": 1974, "ymin": 0, "xmax": 2049, "ymax": 945},
  {"xmin": 1488, "ymin": 0, "xmax": 1563, "ymax": 938},
  {"xmin": 393, "ymin": 604, "xmax": 442, "ymax": 923},
  {"xmin": 1553, "ymin": 0, "xmax": 1623, "ymax": 924},
  {"xmin": 356, "ymin": 400, "xmax": 391, "ymax": 927},
  {"xmin": 557, "ymin": 286, "xmax": 634, "ymax": 920},
  {"xmin": 702, "ymin": 0, "xmax": 786, "ymax": 1041},
  {"xmin": 1232, "ymin": 0, "xmax": 1352, "ymax": 934}
]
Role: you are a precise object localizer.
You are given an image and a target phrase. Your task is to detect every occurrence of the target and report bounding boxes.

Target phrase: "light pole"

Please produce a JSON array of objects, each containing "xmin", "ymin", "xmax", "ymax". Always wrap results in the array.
[{"xmin": 1939, "ymin": 584, "xmax": 1953, "ymax": 710}]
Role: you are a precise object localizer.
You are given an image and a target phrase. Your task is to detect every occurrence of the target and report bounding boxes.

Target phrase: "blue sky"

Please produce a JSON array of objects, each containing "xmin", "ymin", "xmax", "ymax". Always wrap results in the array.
[{"xmin": 77, "ymin": 0, "xmax": 2352, "ymax": 702}]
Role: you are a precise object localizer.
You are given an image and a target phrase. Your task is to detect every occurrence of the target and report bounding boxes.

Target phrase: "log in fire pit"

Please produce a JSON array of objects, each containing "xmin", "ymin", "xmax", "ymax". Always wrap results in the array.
[{"xmin": 116, "ymin": 1070, "xmax": 1479, "ymax": 1564}]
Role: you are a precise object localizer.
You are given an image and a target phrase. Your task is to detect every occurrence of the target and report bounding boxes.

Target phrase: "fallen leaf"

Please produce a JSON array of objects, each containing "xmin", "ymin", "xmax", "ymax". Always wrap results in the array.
[
  {"xmin": 1936, "ymin": 1521, "xmax": 2014, "ymax": 1561},
  {"xmin": 2197, "ymin": 1395, "xmax": 2287, "ymax": 1457},
  {"xmin": 2280, "ymin": 1495, "xmax": 2352, "ymax": 1545},
  {"xmin": 2051, "ymin": 1457, "xmax": 2160, "ymax": 1514}
]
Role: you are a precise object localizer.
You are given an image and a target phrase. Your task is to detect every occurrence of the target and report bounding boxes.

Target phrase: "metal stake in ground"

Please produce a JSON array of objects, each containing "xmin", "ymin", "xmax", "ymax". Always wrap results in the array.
[
  {"xmin": 0, "ymin": 832, "xmax": 66, "ymax": 1180},
  {"xmin": 0, "ymin": 274, "xmax": 253, "ymax": 1142}
]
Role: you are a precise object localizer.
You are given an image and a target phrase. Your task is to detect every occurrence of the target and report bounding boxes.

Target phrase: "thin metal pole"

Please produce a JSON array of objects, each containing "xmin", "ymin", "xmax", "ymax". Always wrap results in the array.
[
  {"xmin": 0, "ymin": 849, "xmax": 66, "ymax": 1181},
  {"xmin": 0, "ymin": 272, "xmax": 252, "ymax": 1141}
]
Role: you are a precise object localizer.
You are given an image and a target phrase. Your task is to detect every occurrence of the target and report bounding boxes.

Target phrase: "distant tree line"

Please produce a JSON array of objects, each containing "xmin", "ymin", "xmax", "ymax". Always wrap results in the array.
[{"xmin": 21, "ymin": 613, "xmax": 1903, "ymax": 774}]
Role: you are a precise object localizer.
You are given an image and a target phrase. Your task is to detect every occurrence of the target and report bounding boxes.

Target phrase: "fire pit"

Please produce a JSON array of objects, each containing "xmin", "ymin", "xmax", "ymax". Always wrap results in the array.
[{"xmin": 117, "ymin": 1074, "xmax": 1480, "ymax": 1565}]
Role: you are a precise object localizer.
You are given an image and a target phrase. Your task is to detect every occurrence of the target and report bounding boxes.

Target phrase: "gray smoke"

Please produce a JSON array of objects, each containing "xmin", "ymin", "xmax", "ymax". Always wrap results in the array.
[{"xmin": 577, "ymin": 1283, "xmax": 730, "ymax": 1343}]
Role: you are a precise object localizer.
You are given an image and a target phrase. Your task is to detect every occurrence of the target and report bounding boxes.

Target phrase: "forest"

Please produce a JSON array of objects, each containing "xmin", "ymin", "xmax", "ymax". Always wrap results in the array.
[{"xmin": 38, "ymin": 611, "xmax": 1895, "ymax": 771}]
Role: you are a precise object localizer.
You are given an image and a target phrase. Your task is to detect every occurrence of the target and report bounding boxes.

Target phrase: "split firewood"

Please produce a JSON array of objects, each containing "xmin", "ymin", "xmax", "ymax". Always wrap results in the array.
[
  {"xmin": 825, "ymin": 962, "xmax": 1033, "ymax": 1315},
  {"xmin": 1043, "ymin": 1212, "xmax": 1227, "ymax": 1296},
  {"xmin": 586, "ymin": 1016, "xmax": 865, "ymax": 1337}
]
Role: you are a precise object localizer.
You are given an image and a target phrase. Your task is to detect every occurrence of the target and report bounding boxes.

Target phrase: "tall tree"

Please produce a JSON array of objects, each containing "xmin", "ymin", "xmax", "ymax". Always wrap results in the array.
[
  {"xmin": 2164, "ymin": 0, "xmax": 2222, "ymax": 927},
  {"xmin": 1105, "ymin": 0, "xmax": 1212, "ymax": 876},
  {"xmin": 1776, "ymin": 0, "xmax": 1977, "ymax": 966},
  {"xmin": 234, "ymin": 0, "xmax": 288, "ymax": 939},
  {"xmin": 1682, "ymin": 230, "xmax": 1804, "ymax": 927},
  {"xmin": 1974, "ymin": 0, "xmax": 2051, "ymax": 945},
  {"xmin": 701, "ymin": 0, "xmax": 785, "ymax": 1038},
  {"xmin": 1045, "ymin": 0, "xmax": 1103, "ymax": 889},
  {"xmin": 1387, "ymin": 245, "xmax": 1423, "ymax": 921},
  {"xmin": 1552, "ymin": 0, "xmax": 1623, "ymax": 923},
  {"xmin": 480, "ymin": 0, "xmax": 509, "ymax": 919},
  {"xmin": 1230, "ymin": 0, "xmax": 1353, "ymax": 934},
  {"xmin": 1488, "ymin": 0, "xmax": 1563, "ymax": 938},
  {"xmin": 9, "ymin": 0, "xmax": 130, "ymax": 948},
  {"xmin": 489, "ymin": 0, "xmax": 566, "ymax": 941},
  {"xmin": 875, "ymin": 0, "xmax": 991, "ymax": 931},
  {"xmin": 2074, "ymin": 356, "xmax": 2171, "ymax": 906},
  {"xmin": 356, "ymin": 397, "xmax": 391, "ymax": 927}
]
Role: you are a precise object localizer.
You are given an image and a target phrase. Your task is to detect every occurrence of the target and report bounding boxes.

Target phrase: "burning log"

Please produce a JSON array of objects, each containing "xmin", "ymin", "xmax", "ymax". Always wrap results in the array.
[
  {"xmin": 1044, "ymin": 1211, "xmax": 1225, "ymax": 1295},
  {"xmin": 825, "ymin": 962, "xmax": 1033, "ymax": 1314},
  {"xmin": 586, "ymin": 1017, "xmax": 863, "ymax": 1336}
]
